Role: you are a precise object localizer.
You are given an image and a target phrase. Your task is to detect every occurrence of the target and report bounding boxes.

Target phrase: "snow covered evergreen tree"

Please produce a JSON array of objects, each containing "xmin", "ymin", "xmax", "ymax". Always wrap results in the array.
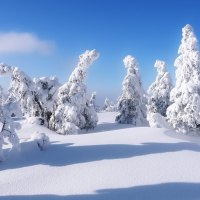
[
  {"xmin": 49, "ymin": 50, "xmax": 99, "ymax": 134},
  {"xmin": 115, "ymin": 55, "xmax": 147, "ymax": 125},
  {"xmin": 147, "ymin": 60, "xmax": 173, "ymax": 118},
  {"xmin": 103, "ymin": 97, "xmax": 116, "ymax": 112},
  {"xmin": 104, "ymin": 97, "xmax": 111, "ymax": 111},
  {"xmin": 167, "ymin": 24, "xmax": 200, "ymax": 133},
  {"xmin": 8, "ymin": 67, "xmax": 42, "ymax": 117}
]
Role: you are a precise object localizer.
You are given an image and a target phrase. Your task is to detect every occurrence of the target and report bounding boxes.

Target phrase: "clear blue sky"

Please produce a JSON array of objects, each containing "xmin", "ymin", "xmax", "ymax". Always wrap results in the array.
[{"xmin": 0, "ymin": 0, "xmax": 200, "ymax": 105}]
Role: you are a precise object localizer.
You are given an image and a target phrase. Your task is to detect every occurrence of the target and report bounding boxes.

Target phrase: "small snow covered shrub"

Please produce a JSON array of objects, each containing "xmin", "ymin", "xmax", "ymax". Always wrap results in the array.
[
  {"xmin": 0, "ymin": 98, "xmax": 20, "ymax": 161},
  {"xmin": 31, "ymin": 132, "xmax": 49, "ymax": 151},
  {"xmin": 167, "ymin": 24, "xmax": 200, "ymax": 134},
  {"xmin": 116, "ymin": 55, "xmax": 147, "ymax": 126}
]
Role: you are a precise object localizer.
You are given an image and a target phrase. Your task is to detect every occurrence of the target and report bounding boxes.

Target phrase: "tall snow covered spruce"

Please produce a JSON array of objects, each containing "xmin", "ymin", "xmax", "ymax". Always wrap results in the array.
[
  {"xmin": 49, "ymin": 50, "xmax": 99, "ymax": 134},
  {"xmin": 115, "ymin": 55, "xmax": 147, "ymax": 126},
  {"xmin": 167, "ymin": 24, "xmax": 200, "ymax": 133},
  {"xmin": 147, "ymin": 60, "xmax": 173, "ymax": 127}
]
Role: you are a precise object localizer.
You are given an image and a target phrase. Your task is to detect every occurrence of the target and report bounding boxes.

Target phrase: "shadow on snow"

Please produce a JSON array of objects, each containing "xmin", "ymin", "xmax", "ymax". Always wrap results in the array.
[
  {"xmin": 1, "ymin": 182, "xmax": 200, "ymax": 200},
  {"xmin": 1, "ymin": 139, "xmax": 200, "ymax": 170}
]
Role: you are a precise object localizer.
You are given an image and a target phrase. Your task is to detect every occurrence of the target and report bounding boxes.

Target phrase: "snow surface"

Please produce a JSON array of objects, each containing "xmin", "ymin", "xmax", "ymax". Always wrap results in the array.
[{"xmin": 1, "ymin": 112, "xmax": 200, "ymax": 200}]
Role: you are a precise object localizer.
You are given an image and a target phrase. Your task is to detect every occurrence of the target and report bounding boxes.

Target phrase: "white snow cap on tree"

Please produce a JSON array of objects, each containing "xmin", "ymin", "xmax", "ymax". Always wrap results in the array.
[
  {"xmin": 167, "ymin": 24, "xmax": 200, "ymax": 133},
  {"xmin": 50, "ymin": 49, "xmax": 99, "ymax": 134},
  {"xmin": 147, "ymin": 60, "xmax": 173, "ymax": 118},
  {"xmin": 116, "ymin": 55, "xmax": 147, "ymax": 126}
]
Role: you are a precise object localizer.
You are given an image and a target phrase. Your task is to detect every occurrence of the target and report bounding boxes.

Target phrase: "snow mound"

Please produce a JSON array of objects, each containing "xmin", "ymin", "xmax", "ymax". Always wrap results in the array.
[
  {"xmin": 148, "ymin": 113, "xmax": 171, "ymax": 129},
  {"xmin": 30, "ymin": 131, "xmax": 50, "ymax": 151}
]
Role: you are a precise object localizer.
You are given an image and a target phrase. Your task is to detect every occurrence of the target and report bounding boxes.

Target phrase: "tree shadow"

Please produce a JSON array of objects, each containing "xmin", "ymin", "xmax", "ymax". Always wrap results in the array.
[
  {"xmin": 1, "ymin": 140, "xmax": 200, "ymax": 171},
  {"xmin": 0, "ymin": 182, "xmax": 200, "ymax": 200}
]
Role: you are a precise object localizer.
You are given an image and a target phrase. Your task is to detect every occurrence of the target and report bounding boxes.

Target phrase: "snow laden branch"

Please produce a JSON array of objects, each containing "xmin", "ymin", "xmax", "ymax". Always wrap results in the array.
[
  {"xmin": 49, "ymin": 49, "xmax": 99, "ymax": 134},
  {"xmin": 115, "ymin": 55, "xmax": 147, "ymax": 126},
  {"xmin": 167, "ymin": 24, "xmax": 200, "ymax": 134}
]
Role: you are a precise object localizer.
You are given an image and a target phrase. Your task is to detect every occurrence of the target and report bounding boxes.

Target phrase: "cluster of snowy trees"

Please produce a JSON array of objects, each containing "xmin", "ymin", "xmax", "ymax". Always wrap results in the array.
[
  {"xmin": 1, "ymin": 24, "xmax": 200, "ymax": 159},
  {"xmin": 116, "ymin": 24, "xmax": 200, "ymax": 134},
  {"xmin": 0, "ymin": 50, "xmax": 100, "ymax": 159}
]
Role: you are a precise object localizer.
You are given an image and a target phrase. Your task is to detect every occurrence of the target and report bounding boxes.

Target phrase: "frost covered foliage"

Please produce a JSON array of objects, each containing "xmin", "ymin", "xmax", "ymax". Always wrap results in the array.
[
  {"xmin": 0, "ymin": 93, "xmax": 20, "ymax": 161},
  {"xmin": 147, "ymin": 60, "xmax": 173, "ymax": 125},
  {"xmin": 34, "ymin": 76, "xmax": 60, "ymax": 126},
  {"xmin": 116, "ymin": 55, "xmax": 147, "ymax": 126},
  {"xmin": 167, "ymin": 24, "xmax": 200, "ymax": 134},
  {"xmin": 50, "ymin": 50, "xmax": 99, "ymax": 134},
  {"xmin": 8, "ymin": 67, "xmax": 43, "ymax": 117}
]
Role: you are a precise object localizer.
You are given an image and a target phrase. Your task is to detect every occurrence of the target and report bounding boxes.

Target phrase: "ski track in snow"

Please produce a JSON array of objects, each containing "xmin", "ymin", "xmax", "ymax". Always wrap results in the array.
[{"xmin": 1, "ymin": 112, "xmax": 200, "ymax": 200}]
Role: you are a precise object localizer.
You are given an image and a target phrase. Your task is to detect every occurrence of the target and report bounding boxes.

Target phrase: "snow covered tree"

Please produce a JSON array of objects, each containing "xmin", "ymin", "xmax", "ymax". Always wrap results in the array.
[
  {"xmin": 115, "ymin": 55, "xmax": 147, "ymax": 125},
  {"xmin": 8, "ymin": 67, "xmax": 42, "ymax": 117},
  {"xmin": 147, "ymin": 60, "xmax": 173, "ymax": 117},
  {"xmin": 34, "ymin": 76, "xmax": 60, "ymax": 127},
  {"xmin": 167, "ymin": 24, "xmax": 200, "ymax": 133},
  {"xmin": 104, "ymin": 97, "xmax": 111, "ymax": 110},
  {"xmin": 89, "ymin": 91, "xmax": 100, "ymax": 111},
  {"xmin": 0, "ymin": 88, "xmax": 20, "ymax": 161},
  {"xmin": 49, "ymin": 49, "xmax": 99, "ymax": 134},
  {"xmin": 103, "ymin": 97, "xmax": 116, "ymax": 112}
]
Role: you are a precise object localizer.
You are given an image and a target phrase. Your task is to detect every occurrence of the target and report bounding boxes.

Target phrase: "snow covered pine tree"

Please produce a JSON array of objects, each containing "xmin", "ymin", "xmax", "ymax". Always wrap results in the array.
[
  {"xmin": 167, "ymin": 24, "xmax": 200, "ymax": 133},
  {"xmin": 49, "ymin": 50, "xmax": 99, "ymax": 134},
  {"xmin": 8, "ymin": 67, "xmax": 43, "ymax": 118},
  {"xmin": 148, "ymin": 60, "xmax": 172, "ymax": 116},
  {"xmin": 147, "ymin": 60, "xmax": 173, "ymax": 128},
  {"xmin": 115, "ymin": 55, "xmax": 147, "ymax": 126}
]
